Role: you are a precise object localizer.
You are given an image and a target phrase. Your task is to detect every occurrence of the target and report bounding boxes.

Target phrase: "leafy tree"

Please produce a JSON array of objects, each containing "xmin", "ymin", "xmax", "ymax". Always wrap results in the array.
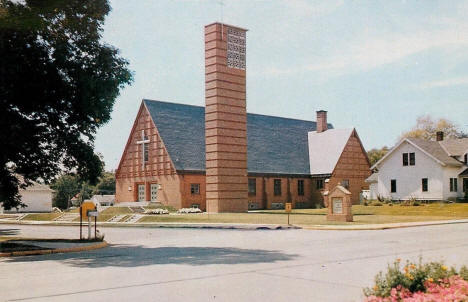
[
  {"xmin": 0, "ymin": 0, "xmax": 132, "ymax": 210},
  {"xmin": 93, "ymin": 172, "xmax": 115, "ymax": 195},
  {"xmin": 367, "ymin": 146, "xmax": 389, "ymax": 166},
  {"xmin": 399, "ymin": 115, "xmax": 467, "ymax": 141},
  {"xmin": 51, "ymin": 174, "xmax": 81, "ymax": 209}
]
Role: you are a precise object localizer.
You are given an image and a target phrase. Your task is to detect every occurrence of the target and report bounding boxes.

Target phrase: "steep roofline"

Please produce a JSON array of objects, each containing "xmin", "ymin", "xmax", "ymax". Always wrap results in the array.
[
  {"xmin": 370, "ymin": 138, "xmax": 447, "ymax": 170},
  {"xmin": 116, "ymin": 102, "xmax": 146, "ymax": 177},
  {"xmin": 331, "ymin": 128, "xmax": 371, "ymax": 175},
  {"xmin": 143, "ymin": 98, "xmax": 332, "ymax": 127}
]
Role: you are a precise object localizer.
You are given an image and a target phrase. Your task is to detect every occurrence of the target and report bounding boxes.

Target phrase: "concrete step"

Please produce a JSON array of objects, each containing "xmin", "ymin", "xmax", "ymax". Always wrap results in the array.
[
  {"xmin": 107, "ymin": 215, "xmax": 127, "ymax": 223},
  {"xmin": 124, "ymin": 214, "xmax": 143, "ymax": 223},
  {"xmin": 54, "ymin": 213, "xmax": 79, "ymax": 222}
]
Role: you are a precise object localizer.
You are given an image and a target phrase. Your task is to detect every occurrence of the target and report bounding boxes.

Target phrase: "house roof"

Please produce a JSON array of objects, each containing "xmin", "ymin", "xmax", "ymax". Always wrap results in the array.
[
  {"xmin": 440, "ymin": 138, "xmax": 468, "ymax": 156},
  {"xmin": 459, "ymin": 168, "xmax": 468, "ymax": 177},
  {"xmin": 307, "ymin": 128, "xmax": 353, "ymax": 175},
  {"xmin": 407, "ymin": 138, "xmax": 463, "ymax": 166},
  {"xmin": 365, "ymin": 173, "xmax": 378, "ymax": 183},
  {"xmin": 143, "ymin": 99, "xmax": 333, "ymax": 175},
  {"xmin": 371, "ymin": 137, "xmax": 465, "ymax": 169}
]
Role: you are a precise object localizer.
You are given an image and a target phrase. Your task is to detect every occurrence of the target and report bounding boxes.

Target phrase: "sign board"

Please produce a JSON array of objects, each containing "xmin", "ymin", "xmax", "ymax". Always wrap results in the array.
[
  {"xmin": 81, "ymin": 201, "xmax": 96, "ymax": 219},
  {"xmin": 87, "ymin": 210, "xmax": 98, "ymax": 217},
  {"xmin": 285, "ymin": 203, "xmax": 292, "ymax": 213},
  {"xmin": 332, "ymin": 198, "xmax": 343, "ymax": 214}
]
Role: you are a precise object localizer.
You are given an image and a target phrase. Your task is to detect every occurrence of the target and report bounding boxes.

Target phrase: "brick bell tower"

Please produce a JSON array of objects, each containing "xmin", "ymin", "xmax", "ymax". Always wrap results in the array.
[{"xmin": 205, "ymin": 23, "xmax": 248, "ymax": 213}]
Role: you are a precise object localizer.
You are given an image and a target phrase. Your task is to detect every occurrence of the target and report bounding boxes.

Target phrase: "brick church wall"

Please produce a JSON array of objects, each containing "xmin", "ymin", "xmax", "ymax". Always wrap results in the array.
[
  {"xmin": 115, "ymin": 104, "xmax": 181, "ymax": 207},
  {"xmin": 328, "ymin": 130, "xmax": 371, "ymax": 204}
]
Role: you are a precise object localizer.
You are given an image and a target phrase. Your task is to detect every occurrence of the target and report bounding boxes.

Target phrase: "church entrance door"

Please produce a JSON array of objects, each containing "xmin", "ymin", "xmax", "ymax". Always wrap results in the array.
[{"xmin": 138, "ymin": 184, "xmax": 145, "ymax": 202}]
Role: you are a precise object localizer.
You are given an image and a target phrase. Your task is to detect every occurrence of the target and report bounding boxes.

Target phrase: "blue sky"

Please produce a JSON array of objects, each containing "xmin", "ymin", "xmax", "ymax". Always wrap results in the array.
[{"xmin": 96, "ymin": 0, "xmax": 468, "ymax": 170}]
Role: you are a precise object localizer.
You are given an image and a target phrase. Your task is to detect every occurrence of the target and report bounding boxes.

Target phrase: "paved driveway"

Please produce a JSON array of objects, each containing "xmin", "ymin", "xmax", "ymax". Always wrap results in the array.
[{"xmin": 1, "ymin": 223, "xmax": 468, "ymax": 301}]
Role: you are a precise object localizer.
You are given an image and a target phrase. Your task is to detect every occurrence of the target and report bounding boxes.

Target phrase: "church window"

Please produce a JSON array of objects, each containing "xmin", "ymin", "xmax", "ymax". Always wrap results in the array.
[
  {"xmin": 248, "ymin": 178, "xmax": 256, "ymax": 195},
  {"xmin": 316, "ymin": 179, "xmax": 324, "ymax": 190},
  {"xmin": 391, "ymin": 179, "xmax": 397, "ymax": 193},
  {"xmin": 191, "ymin": 184, "xmax": 200, "ymax": 195},
  {"xmin": 450, "ymin": 178, "xmax": 458, "ymax": 192},
  {"xmin": 298, "ymin": 180, "xmax": 304, "ymax": 196},
  {"xmin": 274, "ymin": 179, "xmax": 282, "ymax": 196}
]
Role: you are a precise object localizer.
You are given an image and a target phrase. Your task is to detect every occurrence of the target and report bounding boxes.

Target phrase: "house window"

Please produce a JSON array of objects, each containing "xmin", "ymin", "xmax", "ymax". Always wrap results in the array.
[
  {"xmin": 298, "ymin": 180, "xmax": 304, "ymax": 196},
  {"xmin": 464, "ymin": 153, "xmax": 467, "ymax": 164},
  {"xmin": 190, "ymin": 183, "xmax": 200, "ymax": 195},
  {"xmin": 248, "ymin": 178, "xmax": 256, "ymax": 195},
  {"xmin": 450, "ymin": 178, "xmax": 458, "ymax": 192},
  {"xmin": 409, "ymin": 152, "xmax": 415, "ymax": 165},
  {"xmin": 422, "ymin": 178, "xmax": 428, "ymax": 192},
  {"xmin": 391, "ymin": 179, "xmax": 397, "ymax": 193},
  {"xmin": 274, "ymin": 179, "xmax": 282, "ymax": 196},
  {"xmin": 316, "ymin": 179, "xmax": 324, "ymax": 190},
  {"xmin": 402, "ymin": 152, "xmax": 415, "ymax": 166},
  {"xmin": 341, "ymin": 179, "xmax": 349, "ymax": 189}
]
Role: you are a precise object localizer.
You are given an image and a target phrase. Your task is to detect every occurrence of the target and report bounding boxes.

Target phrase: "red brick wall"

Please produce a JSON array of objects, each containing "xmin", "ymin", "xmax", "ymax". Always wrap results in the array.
[
  {"xmin": 115, "ymin": 103, "xmax": 180, "ymax": 206},
  {"xmin": 180, "ymin": 174, "xmax": 206, "ymax": 210},
  {"xmin": 328, "ymin": 130, "xmax": 371, "ymax": 204},
  {"xmin": 205, "ymin": 23, "xmax": 248, "ymax": 213}
]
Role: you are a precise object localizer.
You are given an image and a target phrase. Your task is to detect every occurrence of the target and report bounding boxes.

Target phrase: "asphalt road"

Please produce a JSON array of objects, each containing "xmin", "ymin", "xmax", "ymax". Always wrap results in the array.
[{"xmin": 1, "ymin": 223, "xmax": 468, "ymax": 302}]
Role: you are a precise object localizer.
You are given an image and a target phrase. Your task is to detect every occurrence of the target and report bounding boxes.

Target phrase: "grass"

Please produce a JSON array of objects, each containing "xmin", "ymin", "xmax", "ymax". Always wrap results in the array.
[
  {"xmin": 138, "ymin": 203, "xmax": 468, "ymax": 226},
  {"xmin": 21, "ymin": 213, "xmax": 62, "ymax": 221},
  {"xmin": 11, "ymin": 203, "xmax": 468, "ymax": 226}
]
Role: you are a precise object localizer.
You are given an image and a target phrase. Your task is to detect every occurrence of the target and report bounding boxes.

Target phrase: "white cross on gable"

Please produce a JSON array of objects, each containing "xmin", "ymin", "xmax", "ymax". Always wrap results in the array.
[{"xmin": 136, "ymin": 130, "xmax": 150, "ymax": 170}]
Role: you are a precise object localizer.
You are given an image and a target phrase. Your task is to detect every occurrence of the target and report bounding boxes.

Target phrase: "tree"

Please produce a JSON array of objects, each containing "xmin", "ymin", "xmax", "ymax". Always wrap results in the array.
[
  {"xmin": 50, "ymin": 174, "xmax": 81, "ymax": 209},
  {"xmin": 93, "ymin": 172, "xmax": 115, "ymax": 195},
  {"xmin": 0, "ymin": 0, "xmax": 132, "ymax": 210},
  {"xmin": 399, "ymin": 115, "xmax": 467, "ymax": 141},
  {"xmin": 367, "ymin": 146, "xmax": 389, "ymax": 166}
]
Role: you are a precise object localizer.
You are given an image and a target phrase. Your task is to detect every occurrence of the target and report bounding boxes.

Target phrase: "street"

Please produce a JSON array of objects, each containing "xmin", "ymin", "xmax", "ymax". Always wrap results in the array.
[{"xmin": 1, "ymin": 223, "xmax": 468, "ymax": 302}]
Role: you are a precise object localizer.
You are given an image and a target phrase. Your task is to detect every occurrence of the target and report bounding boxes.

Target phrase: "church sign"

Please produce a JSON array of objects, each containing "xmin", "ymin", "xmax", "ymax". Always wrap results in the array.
[{"xmin": 332, "ymin": 198, "xmax": 343, "ymax": 214}]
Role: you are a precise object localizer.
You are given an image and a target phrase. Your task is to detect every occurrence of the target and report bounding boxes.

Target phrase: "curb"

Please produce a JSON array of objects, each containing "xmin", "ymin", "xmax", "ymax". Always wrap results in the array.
[
  {"xmin": 0, "ymin": 240, "xmax": 108, "ymax": 257},
  {"xmin": 299, "ymin": 219, "xmax": 468, "ymax": 231},
  {"xmin": 0, "ymin": 220, "xmax": 300, "ymax": 230}
]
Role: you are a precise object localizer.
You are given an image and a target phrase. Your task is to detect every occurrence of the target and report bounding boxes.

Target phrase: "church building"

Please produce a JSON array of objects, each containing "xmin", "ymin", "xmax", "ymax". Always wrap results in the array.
[{"xmin": 115, "ymin": 23, "xmax": 371, "ymax": 212}]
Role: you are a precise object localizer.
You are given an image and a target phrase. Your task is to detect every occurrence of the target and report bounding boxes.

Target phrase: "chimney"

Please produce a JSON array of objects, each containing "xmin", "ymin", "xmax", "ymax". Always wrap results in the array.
[
  {"xmin": 205, "ymin": 23, "xmax": 248, "ymax": 213},
  {"xmin": 436, "ymin": 131, "xmax": 444, "ymax": 141},
  {"xmin": 316, "ymin": 110, "xmax": 328, "ymax": 133}
]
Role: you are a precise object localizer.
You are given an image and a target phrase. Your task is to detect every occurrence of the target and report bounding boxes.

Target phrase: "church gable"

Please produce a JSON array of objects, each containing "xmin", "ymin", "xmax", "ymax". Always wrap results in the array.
[
  {"xmin": 332, "ymin": 129, "xmax": 371, "ymax": 179},
  {"xmin": 116, "ymin": 103, "xmax": 176, "ymax": 179}
]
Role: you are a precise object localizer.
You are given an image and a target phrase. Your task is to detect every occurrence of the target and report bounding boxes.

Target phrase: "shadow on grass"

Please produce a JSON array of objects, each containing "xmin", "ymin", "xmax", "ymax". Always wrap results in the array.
[
  {"xmin": 5, "ymin": 245, "xmax": 298, "ymax": 268},
  {"xmin": 0, "ymin": 228, "xmax": 20, "ymax": 236}
]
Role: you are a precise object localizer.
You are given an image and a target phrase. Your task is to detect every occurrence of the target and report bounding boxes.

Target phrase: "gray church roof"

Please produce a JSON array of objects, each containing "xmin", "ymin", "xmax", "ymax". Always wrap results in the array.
[{"xmin": 143, "ymin": 99, "xmax": 333, "ymax": 175}]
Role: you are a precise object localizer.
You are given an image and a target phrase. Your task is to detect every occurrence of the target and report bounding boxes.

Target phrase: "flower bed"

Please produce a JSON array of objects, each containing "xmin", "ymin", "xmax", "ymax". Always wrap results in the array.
[
  {"xmin": 177, "ymin": 208, "xmax": 202, "ymax": 214},
  {"xmin": 364, "ymin": 258, "xmax": 468, "ymax": 301},
  {"xmin": 144, "ymin": 208, "xmax": 169, "ymax": 215}
]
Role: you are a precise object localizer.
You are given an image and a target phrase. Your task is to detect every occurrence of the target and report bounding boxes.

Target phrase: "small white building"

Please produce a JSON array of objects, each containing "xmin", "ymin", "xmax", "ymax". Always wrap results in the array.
[
  {"xmin": 368, "ymin": 135, "xmax": 468, "ymax": 201},
  {"xmin": 91, "ymin": 195, "xmax": 115, "ymax": 207},
  {"xmin": 2, "ymin": 180, "xmax": 53, "ymax": 213}
]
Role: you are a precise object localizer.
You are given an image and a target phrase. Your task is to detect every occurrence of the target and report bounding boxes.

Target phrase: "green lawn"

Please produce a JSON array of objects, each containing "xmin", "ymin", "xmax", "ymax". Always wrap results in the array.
[
  {"xmin": 11, "ymin": 203, "xmax": 468, "ymax": 226},
  {"xmin": 21, "ymin": 213, "xmax": 62, "ymax": 221},
  {"xmin": 139, "ymin": 203, "xmax": 468, "ymax": 226}
]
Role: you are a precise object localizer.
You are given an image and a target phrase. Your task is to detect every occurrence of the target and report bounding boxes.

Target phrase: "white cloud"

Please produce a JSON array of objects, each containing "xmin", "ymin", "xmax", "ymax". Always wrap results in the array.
[
  {"xmin": 418, "ymin": 76, "xmax": 468, "ymax": 89},
  {"xmin": 284, "ymin": 0, "xmax": 344, "ymax": 17},
  {"xmin": 252, "ymin": 21, "xmax": 468, "ymax": 79}
]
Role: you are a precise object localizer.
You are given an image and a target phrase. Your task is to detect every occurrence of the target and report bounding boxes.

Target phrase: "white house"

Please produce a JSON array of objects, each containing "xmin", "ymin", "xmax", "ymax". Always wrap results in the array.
[
  {"xmin": 367, "ymin": 134, "xmax": 468, "ymax": 201},
  {"xmin": 2, "ymin": 180, "xmax": 53, "ymax": 213}
]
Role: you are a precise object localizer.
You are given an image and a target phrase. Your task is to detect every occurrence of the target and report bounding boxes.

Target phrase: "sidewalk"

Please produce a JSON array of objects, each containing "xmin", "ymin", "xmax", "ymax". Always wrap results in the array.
[
  {"xmin": 1, "ymin": 217, "xmax": 468, "ymax": 230},
  {"xmin": 0, "ymin": 239, "xmax": 108, "ymax": 257}
]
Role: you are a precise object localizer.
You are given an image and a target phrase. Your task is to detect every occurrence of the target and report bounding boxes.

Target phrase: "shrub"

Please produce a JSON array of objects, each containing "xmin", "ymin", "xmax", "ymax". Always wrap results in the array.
[
  {"xmin": 145, "ymin": 208, "xmax": 169, "ymax": 215},
  {"xmin": 364, "ymin": 258, "xmax": 468, "ymax": 300},
  {"xmin": 177, "ymin": 208, "xmax": 203, "ymax": 214}
]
